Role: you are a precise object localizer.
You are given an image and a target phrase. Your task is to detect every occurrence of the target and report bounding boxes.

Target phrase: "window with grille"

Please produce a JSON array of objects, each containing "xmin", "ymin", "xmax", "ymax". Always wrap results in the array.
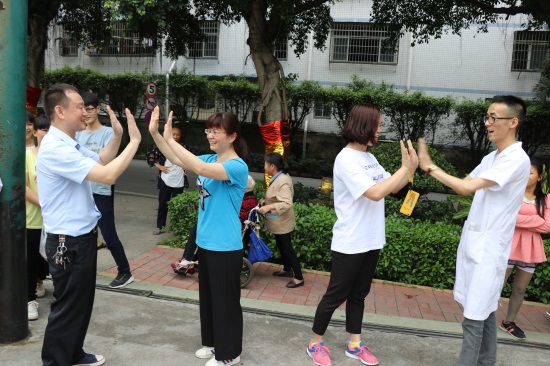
[
  {"xmin": 199, "ymin": 96, "xmax": 216, "ymax": 109},
  {"xmin": 188, "ymin": 21, "xmax": 219, "ymax": 59},
  {"xmin": 84, "ymin": 22, "xmax": 155, "ymax": 56},
  {"xmin": 314, "ymin": 100, "xmax": 332, "ymax": 118},
  {"xmin": 511, "ymin": 31, "xmax": 550, "ymax": 71},
  {"xmin": 330, "ymin": 23, "xmax": 398, "ymax": 64},
  {"xmin": 275, "ymin": 39, "xmax": 288, "ymax": 60},
  {"xmin": 59, "ymin": 28, "xmax": 78, "ymax": 56}
]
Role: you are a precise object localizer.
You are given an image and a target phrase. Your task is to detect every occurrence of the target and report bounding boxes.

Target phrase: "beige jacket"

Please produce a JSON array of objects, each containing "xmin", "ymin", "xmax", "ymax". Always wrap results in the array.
[{"xmin": 263, "ymin": 173, "xmax": 295, "ymax": 234}]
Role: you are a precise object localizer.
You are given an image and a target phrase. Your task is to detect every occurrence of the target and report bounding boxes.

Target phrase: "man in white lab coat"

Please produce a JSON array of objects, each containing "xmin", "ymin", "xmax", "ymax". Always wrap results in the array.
[{"xmin": 418, "ymin": 95, "xmax": 530, "ymax": 365}]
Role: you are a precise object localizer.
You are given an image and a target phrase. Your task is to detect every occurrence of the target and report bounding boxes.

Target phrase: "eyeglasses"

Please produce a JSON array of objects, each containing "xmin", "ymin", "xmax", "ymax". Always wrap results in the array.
[
  {"xmin": 204, "ymin": 129, "xmax": 224, "ymax": 136},
  {"xmin": 84, "ymin": 107, "xmax": 97, "ymax": 113},
  {"xmin": 484, "ymin": 115, "xmax": 514, "ymax": 125}
]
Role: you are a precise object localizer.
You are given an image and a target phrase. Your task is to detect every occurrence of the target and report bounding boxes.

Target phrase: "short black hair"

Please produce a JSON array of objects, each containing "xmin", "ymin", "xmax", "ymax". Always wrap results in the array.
[
  {"xmin": 82, "ymin": 92, "xmax": 99, "ymax": 107},
  {"xmin": 44, "ymin": 83, "xmax": 80, "ymax": 119},
  {"xmin": 34, "ymin": 115, "xmax": 51, "ymax": 130},
  {"xmin": 26, "ymin": 111, "xmax": 36, "ymax": 125},
  {"xmin": 491, "ymin": 95, "xmax": 526, "ymax": 124}
]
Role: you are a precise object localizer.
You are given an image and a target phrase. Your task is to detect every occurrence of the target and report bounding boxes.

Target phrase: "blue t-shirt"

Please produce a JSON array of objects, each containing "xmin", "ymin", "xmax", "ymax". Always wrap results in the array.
[
  {"xmin": 76, "ymin": 126, "xmax": 114, "ymax": 196},
  {"xmin": 196, "ymin": 154, "xmax": 248, "ymax": 251}
]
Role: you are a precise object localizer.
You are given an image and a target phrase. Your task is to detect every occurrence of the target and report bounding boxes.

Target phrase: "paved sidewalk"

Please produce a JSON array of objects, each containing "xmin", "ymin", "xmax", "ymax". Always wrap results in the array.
[{"xmin": 101, "ymin": 246, "xmax": 550, "ymax": 340}]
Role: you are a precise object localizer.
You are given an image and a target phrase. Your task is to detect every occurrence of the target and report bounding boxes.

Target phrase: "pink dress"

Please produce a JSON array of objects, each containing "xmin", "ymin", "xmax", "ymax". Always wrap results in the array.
[{"xmin": 509, "ymin": 196, "xmax": 550, "ymax": 264}]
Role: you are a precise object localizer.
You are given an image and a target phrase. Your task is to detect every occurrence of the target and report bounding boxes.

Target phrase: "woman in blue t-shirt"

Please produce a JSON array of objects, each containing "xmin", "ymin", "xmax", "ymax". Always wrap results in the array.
[{"xmin": 149, "ymin": 106, "xmax": 248, "ymax": 366}]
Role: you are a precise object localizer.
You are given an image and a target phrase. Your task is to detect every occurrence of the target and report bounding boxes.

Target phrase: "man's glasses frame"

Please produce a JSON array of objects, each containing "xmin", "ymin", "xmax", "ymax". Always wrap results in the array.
[{"xmin": 483, "ymin": 115, "xmax": 515, "ymax": 125}]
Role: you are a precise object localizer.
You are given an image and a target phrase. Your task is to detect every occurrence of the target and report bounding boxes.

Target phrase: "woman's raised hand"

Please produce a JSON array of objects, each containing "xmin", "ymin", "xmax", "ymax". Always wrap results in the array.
[
  {"xmin": 149, "ymin": 106, "xmax": 161, "ymax": 135},
  {"xmin": 400, "ymin": 139, "xmax": 419, "ymax": 172},
  {"xmin": 163, "ymin": 111, "xmax": 175, "ymax": 142}
]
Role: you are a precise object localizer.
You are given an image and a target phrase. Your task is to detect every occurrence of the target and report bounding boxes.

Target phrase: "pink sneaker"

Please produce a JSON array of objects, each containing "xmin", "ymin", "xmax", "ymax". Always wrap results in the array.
[
  {"xmin": 306, "ymin": 340, "xmax": 332, "ymax": 366},
  {"xmin": 345, "ymin": 341, "xmax": 379, "ymax": 365}
]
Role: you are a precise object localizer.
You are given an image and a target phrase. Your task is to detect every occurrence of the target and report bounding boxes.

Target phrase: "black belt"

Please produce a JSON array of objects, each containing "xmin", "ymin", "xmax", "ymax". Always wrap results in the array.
[{"xmin": 47, "ymin": 227, "xmax": 98, "ymax": 239}]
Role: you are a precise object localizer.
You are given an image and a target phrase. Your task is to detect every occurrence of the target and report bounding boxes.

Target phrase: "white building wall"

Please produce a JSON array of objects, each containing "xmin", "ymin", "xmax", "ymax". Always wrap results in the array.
[{"xmin": 44, "ymin": 0, "xmax": 544, "ymax": 139}]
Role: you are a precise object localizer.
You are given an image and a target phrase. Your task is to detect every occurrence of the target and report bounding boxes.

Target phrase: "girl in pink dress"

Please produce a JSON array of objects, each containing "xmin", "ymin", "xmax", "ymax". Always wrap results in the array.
[{"xmin": 500, "ymin": 158, "xmax": 549, "ymax": 340}]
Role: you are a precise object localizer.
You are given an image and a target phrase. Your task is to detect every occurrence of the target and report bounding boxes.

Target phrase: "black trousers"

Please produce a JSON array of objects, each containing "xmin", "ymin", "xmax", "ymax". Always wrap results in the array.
[
  {"xmin": 182, "ymin": 224, "xmax": 198, "ymax": 261},
  {"xmin": 26, "ymin": 228, "xmax": 44, "ymax": 301},
  {"xmin": 94, "ymin": 192, "xmax": 131, "ymax": 274},
  {"xmin": 156, "ymin": 178, "xmax": 183, "ymax": 229},
  {"xmin": 312, "ymin": 249, "xmax": 380, "ymax": 335},
  {"xmin": 198, "ymin": 247, "xmax": 243, "ymax": 360},
  {"xmin": 42, "ymin": 229, "xmax": 98, "ymax": 366},
  {"xmin": 275, "ymin": 232, "xmax": 303, "ymax": 281}
]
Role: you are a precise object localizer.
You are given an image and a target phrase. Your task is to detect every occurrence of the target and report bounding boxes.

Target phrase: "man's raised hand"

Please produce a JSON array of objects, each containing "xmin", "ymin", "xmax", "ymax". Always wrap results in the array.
[{"xmin": 106, "ymin": 105, "xmax": 123, "ymax": 137}]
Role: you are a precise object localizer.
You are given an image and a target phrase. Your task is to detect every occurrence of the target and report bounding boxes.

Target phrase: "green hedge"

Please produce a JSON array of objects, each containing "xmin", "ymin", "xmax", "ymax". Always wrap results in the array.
[{"xmin": 166, "ymin": 191, "xmax": 550, "ymax": 304}]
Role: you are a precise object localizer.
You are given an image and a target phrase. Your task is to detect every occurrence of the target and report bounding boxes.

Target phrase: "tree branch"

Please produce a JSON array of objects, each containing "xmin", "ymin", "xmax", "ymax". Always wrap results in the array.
[{"xmin": 294, "ymin": 0, "xmax": 332, "ymax": 15}]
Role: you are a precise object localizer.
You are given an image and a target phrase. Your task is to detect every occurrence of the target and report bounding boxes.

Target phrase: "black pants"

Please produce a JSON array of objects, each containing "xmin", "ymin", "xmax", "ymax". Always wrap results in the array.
[
  {"xmin": 312, "ymin": 249, "xmax": 380, "ymax": 335},
  {"xmin": 198, "ymin": 247, "xmax": 243, "ymax": 360},
  {"xmin": 42, "ymin": 229, "xmax": 98, "ymax": 366},
  {"xmin": 275, "ymin": 232, "xmax": 303, "ymax": 281},
  {"xmin": 27, "ymin": 228, "xmax": 46, "ymax": 301},
  {"xmin": 94, "ymin": 192, "xmax": 131, "ymax": 274},
  {"xmin": 156, "ymin": 178, "xmax": 183, "ymax": 229}
]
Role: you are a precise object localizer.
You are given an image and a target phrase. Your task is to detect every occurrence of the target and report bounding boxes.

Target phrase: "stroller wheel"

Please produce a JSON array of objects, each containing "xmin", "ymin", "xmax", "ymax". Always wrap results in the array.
[{"xmin": 240, "ymin": 258, "xmax": 254, "ymax": 288}]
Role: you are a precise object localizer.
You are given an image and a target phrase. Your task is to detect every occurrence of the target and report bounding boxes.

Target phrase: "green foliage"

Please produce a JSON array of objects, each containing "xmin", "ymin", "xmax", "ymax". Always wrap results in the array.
[
  {"xmin": 213, "ymin": 77, "xmax": 261, "ymax": 123},
  {"xmin": 384, "ymin": 91, "xmax": 454, "ymax": 142},
  {"xmin": 167, "ymin": 190, "xmax": 199, "ymax": 237},
  {"xmin": 377, "ymin": 214, "xmax": 462, "ymax": 288},
  {"xmin": 370, "ymin": 1, "xmax": 549, "ymax": 45},
  {"xmin": 451, "ymin": 99, "xmax": 492, "ymax": 168},
  {"xmin": 42, "ymin": 67, "xmax": 157, "ymax": 119},
  {"xmin": 370, "ymin": 142, "xmax": 458, "ymax": 194},
  {"xmin": 167, "ymin": 69, "xmax": 211, "ymax": 126},
  {"xmin": 449, "ymin": 194, "xmax": 473, "ymax": 220},
  {"xmin": 165, "ymin": 191, "xmax": 550, "ymax": 303},
  {"xmin": 385, "ymin": 196, "xmax": 456, "ymax": 223},
  {"xmin": 287, "ymin": 80, "xmax": 323, "ymax": 138},
  {"xmin": 519, "ymin": 100, "xmax": 550, "ymax": 156}
]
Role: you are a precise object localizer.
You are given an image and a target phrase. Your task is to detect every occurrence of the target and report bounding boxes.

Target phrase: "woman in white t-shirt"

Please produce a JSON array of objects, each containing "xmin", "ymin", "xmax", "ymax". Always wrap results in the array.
[{"xmin": 307, "ymin": 104, "xmax": 418, "ymax": 366}]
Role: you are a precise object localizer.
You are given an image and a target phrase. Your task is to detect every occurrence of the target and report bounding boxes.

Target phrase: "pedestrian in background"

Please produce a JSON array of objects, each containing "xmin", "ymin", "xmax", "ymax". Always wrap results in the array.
[
  {"xmin": 500, "ymin": 157, "xmax": 549, "ymax": 340},
  {"xmin": 258, "ymin": 152, "xmax": 304, "ymax": 288},
  {"xmin": 25, "ymin": 114, "xmax": 50, "ymax": 320},
  {"xmin": 146, "ymin": 125, "xmax": 187, "ymax": 235},
  {"xmin": 307, "ymin": 104, "xmax": 418, "ymax": 366},
  {"xmin": 149, "ymin": 106, "xmax": 248, "ymax": 366},
  {"xmin": 76, "ymin": 92, "xmax": 134, "ymax": 288}
]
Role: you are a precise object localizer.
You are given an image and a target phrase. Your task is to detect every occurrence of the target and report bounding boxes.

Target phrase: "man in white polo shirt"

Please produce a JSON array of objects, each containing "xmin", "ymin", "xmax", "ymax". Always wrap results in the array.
[
  {"xmin": 418, "ymin": 95, "xmax": 530, "ymax": 365},
  {"xmin": 37, "ymin": 84, "xmax": 141, "ymax": 366}
]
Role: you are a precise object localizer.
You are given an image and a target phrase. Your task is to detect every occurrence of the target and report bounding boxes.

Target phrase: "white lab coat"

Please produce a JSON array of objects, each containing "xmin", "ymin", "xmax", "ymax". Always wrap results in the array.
[{"xmin": 453, "ymin": 142, "xmax": 530, "ymax": 320}]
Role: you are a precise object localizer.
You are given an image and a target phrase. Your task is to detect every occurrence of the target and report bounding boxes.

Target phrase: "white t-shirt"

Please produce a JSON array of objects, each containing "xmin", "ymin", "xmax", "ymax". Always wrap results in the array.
[
  {"xmin": 161, "ymin": 158, "xmax": 184, "ymax": 188},
  {"xmin": 331, "ymin": 148, "xmax": 391, "ymax": 254}
]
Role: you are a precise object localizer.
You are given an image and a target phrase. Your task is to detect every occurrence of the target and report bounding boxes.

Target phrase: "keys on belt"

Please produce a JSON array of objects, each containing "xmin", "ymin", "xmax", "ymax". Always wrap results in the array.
[{"xmin": 52, "ymin": 234, "xmax": 70, "ymax": 269}]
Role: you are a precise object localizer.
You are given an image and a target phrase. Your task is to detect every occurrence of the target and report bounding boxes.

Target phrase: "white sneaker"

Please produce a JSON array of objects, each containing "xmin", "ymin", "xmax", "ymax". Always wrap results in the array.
[
  {"xmin": 36, "ymin": 282, "xmax": 46, "ymax": 298},
  {"xmin": 195, "ymin": 346, "xmax": 215, "ymax": 359},
  {"xmin": 28, "ymin": 301, "xmax": 39, "ymax": 320},
  {"xmin": 205, "ymin": 355, "xmax": 240, "ymax": 366}
]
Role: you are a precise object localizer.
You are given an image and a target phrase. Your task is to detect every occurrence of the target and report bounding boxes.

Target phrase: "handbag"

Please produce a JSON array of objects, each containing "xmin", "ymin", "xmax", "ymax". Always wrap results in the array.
[
  {"xmin": 248, "ymin": 229, "xmax": 271, "ymax": 264},
  {"xmin": 245, "ymin": 207, "xmax": 272, "ymax": 264}
]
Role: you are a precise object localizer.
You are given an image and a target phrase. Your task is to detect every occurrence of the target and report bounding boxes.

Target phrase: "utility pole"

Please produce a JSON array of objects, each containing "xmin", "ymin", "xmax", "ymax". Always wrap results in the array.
[{"xmin": 0, "ymin": 0, "xmax": 29, "ymax": 342}]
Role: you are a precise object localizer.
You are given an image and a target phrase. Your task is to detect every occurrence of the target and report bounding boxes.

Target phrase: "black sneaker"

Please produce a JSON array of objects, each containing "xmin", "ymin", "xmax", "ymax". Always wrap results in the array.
[
  {"xmin": 73, "ymin": 353, "xmax": 105, "ymax": 365},
  {"xmin": 499, "ymin": 320, "xmax": 526, "ymax": 340},
  {"xmin": 109, "ymin": 273, "xmax": 134, "ymax": 289}
]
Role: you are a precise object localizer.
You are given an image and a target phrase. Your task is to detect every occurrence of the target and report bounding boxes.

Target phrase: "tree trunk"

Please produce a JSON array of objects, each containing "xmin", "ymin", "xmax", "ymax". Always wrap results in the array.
[
  {"xmin": 246, "ymin": 2, "xmax": 285, "ymax": 126},
  {"xmin": 27, "ymin": 15, "xmax": 49, "ymax": 89}
]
